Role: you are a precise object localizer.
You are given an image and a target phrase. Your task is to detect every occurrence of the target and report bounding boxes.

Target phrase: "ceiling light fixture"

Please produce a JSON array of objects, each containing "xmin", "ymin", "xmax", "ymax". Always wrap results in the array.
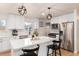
[
  {"xmin": 18, "ymin": 5, "xmax": 27, "ymax": 16},
  {"xmin": 47, "ymin": 7, "xmax": 52, "ymax": 20},
  {"xmin": 41, "ymin": 12, "xmax": 45, "ymax": 16}
]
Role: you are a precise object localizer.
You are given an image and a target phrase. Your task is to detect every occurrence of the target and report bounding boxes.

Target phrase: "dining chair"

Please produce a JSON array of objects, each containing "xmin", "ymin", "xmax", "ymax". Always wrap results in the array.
[{"xmin": 20, "ymin": 44, "xmax": 39, "ymax": 56}]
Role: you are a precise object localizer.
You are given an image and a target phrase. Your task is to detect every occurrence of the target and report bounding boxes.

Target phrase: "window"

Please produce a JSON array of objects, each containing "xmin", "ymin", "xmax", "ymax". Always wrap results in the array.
[
  {"xmin": 0, "ymin": 20, "xmax": 6, "ymax": 29},
  {"xmin": 25, "ymin": 22, "xmax": 32, "ymax": 35},
  {"xmin": 25, "ymin": 22, "xmax": 32, "ymax": 30}
]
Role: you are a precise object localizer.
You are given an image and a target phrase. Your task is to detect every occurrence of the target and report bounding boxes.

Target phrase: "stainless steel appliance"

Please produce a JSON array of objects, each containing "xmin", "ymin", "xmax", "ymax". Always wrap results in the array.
[{"xmin": 62, "ymin": 22, "xmax": 74, "ymax": 52}]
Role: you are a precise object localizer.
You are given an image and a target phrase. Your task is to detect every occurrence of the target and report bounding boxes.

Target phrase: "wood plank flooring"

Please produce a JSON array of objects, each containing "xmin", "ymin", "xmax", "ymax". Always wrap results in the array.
[{"xmin": 0, "ymin": 49, "xmax": 79, "ymax": 56}]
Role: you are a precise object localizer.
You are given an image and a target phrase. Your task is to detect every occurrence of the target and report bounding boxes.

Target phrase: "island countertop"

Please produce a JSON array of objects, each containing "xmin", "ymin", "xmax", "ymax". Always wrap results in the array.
[
  {"xmin": 10, "ymin": 36, "xmax": 56, "ymax": 50},
  {"xmin": 10, "ymin": 36, "xmax": 58, "ymax": 56}
]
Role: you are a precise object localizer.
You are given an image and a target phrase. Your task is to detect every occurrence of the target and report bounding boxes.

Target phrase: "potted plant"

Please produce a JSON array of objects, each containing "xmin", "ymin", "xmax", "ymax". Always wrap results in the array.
[{"xmin": 32, "ymin": 29, "xmax": 39, "ymax": 40}]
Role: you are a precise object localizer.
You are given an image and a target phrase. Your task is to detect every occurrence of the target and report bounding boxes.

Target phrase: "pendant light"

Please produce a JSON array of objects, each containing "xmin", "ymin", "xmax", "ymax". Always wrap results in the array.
[
  {"xmin": 18, "ymin": 4, "xmax": 27, "ymax": 16},
  {"xmin": 47, "ymin": 7, "xmax": 52, "ymax": 20}
]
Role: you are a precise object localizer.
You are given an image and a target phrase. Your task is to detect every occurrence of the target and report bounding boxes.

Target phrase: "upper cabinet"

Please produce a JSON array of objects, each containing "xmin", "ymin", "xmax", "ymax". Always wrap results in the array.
[
  {"xmin": 15, "ymin": 15, "xmax": 25, "ymax": 29},
  {"xmin": 6, "ymin": 14, "xmax": 25, "ymax": 29}
]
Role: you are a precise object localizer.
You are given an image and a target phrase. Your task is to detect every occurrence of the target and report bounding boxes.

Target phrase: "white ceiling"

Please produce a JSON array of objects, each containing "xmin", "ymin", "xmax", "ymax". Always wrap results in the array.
[{"xmin": 0, "ymin": 3, "xmax": 79, "ymax": 19}]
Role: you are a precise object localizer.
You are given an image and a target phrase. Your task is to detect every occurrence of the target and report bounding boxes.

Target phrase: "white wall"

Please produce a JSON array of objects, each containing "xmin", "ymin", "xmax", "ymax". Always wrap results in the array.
[
  {"xmin": 77, "ymin": 19, "xmax": 79, "ymax": 52},
  {"xmin": 77, "ymin": 10, "xmax": 79, "ymax": 52},
  {"xmin": 51, "ymin": 13, "xmax": 74, "ymax": 23}
]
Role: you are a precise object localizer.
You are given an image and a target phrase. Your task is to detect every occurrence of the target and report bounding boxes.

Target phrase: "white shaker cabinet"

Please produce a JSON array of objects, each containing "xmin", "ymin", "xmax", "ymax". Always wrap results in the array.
[
  {"xmin": 6, "ymin": 14, "xmax": 25, "ymax": 29},
  {"xmin": 0, "ymin": 37, "xmax": 10, "ymax": 52},
  {"xmin": 2, "ymin": 38, "xmax": 10, "ymax": 51},
  {"xmin": 15, "ymin": 15, "xmax": 25, "ymax": 29},
  {"xmin": 0, "ymin": 39, "xmax": 3, "ymax": 52},
  {"xmin": 6, "ymin": 15, "xmax": 16, "ymax": 29}
]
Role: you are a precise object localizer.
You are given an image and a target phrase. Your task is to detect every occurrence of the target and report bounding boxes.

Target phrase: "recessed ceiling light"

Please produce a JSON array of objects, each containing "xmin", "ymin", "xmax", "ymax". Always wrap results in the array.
[{"xmin": 41, "ymin": 12, "xmax": 45, "ymax": 16}]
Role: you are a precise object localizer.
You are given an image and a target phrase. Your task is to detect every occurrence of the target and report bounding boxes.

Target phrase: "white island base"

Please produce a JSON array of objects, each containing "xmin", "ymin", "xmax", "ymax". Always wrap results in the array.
[{"xmin": 10, "ymin": 36, "xmax": 57, "ymax": 56}]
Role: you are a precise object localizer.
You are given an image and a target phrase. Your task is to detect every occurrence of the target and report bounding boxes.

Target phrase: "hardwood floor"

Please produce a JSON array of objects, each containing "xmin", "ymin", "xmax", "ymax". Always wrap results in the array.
[
  {"xmin": 0, "ymin": 50, "xmax": 11, "ymax": 56},
  {"xmin": 0, "ymin": 49, "xmax": 79, "ymax": 56}
]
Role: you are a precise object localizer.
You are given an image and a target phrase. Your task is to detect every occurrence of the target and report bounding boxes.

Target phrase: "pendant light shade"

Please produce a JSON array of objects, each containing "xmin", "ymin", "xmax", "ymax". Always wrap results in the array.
[{"xmin": 47, "ymin": 7, "xmax": 52, "ymax": 20}]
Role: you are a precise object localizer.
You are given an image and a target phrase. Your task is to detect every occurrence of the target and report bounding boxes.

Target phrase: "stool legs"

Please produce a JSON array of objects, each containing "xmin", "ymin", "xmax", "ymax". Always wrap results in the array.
[
  {"xmin": 47, "ymin": 48, "xmax": 61, "ymax": 56},
  {"xmin": 47, "ymin": 48, "xmax": 49, "ymax": 56},
  {"xmin": 55, "ymin": 50, "xmax": 56, "ymax": 56},
  {"xmin": 59, "ymin": 49, "xmax": 61, "ymax": 56}
]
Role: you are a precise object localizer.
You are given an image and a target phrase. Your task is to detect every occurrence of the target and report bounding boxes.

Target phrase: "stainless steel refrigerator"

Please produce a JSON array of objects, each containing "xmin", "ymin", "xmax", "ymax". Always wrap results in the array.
[{"xmin": 62, "ymin": 22, "xmax": 74, "ymax": 52}]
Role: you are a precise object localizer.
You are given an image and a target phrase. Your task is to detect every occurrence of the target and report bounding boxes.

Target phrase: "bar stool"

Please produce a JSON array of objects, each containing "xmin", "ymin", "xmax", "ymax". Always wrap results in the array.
[
  {"xmin": 47, "ymin": 39, "xmax": 62, "ymax": 56},
  {"xmin": 20, "ymin": 44, "xmax": 39, "ymax": 56}
]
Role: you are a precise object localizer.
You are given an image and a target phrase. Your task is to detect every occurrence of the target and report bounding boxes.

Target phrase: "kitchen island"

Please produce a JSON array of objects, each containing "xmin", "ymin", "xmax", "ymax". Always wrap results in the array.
[{"xmin": 10, "ymin": 36, "xmax": 58, "ymax": 56}]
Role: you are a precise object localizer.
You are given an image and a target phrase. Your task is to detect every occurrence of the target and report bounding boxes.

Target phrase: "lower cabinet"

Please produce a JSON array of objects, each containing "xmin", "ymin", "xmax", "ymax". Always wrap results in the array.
[
  {"xmin": 0, "ymin": 40, "xmax": 3, "ymax": 52},
  {"xmin": 0, "ymin": 37, "xmax": 10, "ymax": 52}
]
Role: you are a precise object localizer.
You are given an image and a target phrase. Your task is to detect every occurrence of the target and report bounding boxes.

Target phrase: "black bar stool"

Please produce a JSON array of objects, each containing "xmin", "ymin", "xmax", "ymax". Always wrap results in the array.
[
  {"xmin": 47, "ymin": 39, "xmax": 62, "ymax": 56},
  {"xmin": 20, "ymin": 44, "xmax": 39, "ymax": 56}
]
